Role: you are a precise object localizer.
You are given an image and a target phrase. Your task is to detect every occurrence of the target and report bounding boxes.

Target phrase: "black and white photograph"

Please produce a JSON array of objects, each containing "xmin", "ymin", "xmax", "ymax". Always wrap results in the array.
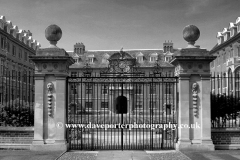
[{"xmin": 0, "ymin": 0, "xmax": 240, "ymax": 159}]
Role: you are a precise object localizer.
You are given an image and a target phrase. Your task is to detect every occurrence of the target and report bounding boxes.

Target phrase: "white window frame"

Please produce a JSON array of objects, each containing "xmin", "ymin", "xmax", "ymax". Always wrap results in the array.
[
  {"xmin": 137, "ymin": 56, "xmax": 143, "ymax": 63},
  {"xmin": 165, "ymin": 56, "xmax": 171, "ymax": 62},
  {"xmin": 150, "ymin": 56, "xmax": 157, "ymax": 62},
  {"xmin": 89, "ymin": 57, "xmax": 94, "ymax": 63},
  {"xmin": 231, "ymin": 29, "xmax": 234, "ymax": 37}
]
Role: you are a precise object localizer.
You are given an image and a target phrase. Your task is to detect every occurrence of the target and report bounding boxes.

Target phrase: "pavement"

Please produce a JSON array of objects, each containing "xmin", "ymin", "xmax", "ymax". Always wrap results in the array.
[
  {"xmin": 0, "ymin": 150, "xmax": 63, "ymax": 160},
  {"xmin": 1, "ymin": 149, "xmax": 240, "ymax": 160}
]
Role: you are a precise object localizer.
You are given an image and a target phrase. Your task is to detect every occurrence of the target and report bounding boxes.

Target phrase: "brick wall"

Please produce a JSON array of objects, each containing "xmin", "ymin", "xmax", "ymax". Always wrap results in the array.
[
  {"xmin": 212, "ymin": 129, "xmax": 240, "ymax": 149},
  {"xmin": 0, "ymin": 127, "xmax": 34, "ymax": 149}
]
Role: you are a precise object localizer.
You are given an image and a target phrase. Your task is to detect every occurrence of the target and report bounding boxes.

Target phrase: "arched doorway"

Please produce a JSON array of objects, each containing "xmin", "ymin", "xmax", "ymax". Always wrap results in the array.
[{"xmin": 115, "ymin": 95, "xmax": 127, "ymax": 114}]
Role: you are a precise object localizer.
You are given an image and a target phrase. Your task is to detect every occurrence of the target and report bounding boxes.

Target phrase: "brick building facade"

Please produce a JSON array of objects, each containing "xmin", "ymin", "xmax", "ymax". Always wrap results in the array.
[
  {"xmin": 209, "ymin": 16, "xmax": 240, "ymax": 95},
  {"xmin": 0, "ymin": 15, "xmax": 40, "ymax": 104},
  {"xmin": 67, "ymin": 41, "xmax": 178, "ymax": 114}
]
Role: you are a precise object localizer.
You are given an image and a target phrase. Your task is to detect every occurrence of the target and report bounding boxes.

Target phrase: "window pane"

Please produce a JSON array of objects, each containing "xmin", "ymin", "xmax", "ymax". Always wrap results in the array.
[
  {"xmin": 24, "ymin": 52, "xmax": 28, "ymax": 61},
  {"xmin": 101, "ymin": 102, "xmax": 108, "ymax": 109},
  {"xmin": 85, "ymin": 102, "xmax": 92, "ymax": 109},
  {"xmin": 150, "ymin": 84, "xmax": 156, "ymax": 94},
  {"xmin": 101, "ymin": 84, "xmax": 108, "ymax": 94},
  {"xmin": 86, "ymin": 83, "xmax": 92, "ymax": 94},
  {"xmin": 136, "ymin": 101, "xmax": 142, "ymax": 108},
  {"xmin": 136, "ymin": 84, "xmax": 142, "ymax": 94},
  {"xmin": 149, "ymin": 101, "xmax": 156, "ymax": 109},
  {"xmin": 71, "ymin": 72, "xmax": 77, "ymax": 77}
]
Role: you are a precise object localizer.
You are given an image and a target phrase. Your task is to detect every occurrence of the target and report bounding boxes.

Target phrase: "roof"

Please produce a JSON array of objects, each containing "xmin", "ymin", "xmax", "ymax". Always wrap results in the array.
[
  {"xmin": 210, "ymin": 31, "xmax": 240, "ymax": 54},
  {"xmin": 68, "ymin": 49, "xmax": 177, "ymax": 69},
  {"xmin": 210, "ymin": 43, "xmax": 219, "ymax": 53}
]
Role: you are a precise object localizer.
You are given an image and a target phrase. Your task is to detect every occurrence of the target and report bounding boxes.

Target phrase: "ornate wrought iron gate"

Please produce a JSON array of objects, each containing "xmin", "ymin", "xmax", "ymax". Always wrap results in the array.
[{"xmin": 66, "ymin": 52, "xmax": 178, "ymax": 150}]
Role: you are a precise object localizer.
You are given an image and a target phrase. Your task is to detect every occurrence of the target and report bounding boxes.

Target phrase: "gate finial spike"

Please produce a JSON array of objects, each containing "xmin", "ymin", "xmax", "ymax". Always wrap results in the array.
[{"xmin": 120, "ymin": 47, "xmax": 124, "ymax": 59}]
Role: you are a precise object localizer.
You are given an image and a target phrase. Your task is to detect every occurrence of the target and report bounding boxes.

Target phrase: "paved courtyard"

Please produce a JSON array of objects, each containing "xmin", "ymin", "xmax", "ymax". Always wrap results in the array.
[
  {"xmin": 57, "ymin": 150, "xmax": 240, "ymax": 160},
  {"xmin": 0, "ymin": 150, "xmax": 63, "ymax": 160},
  {"xmin": 1, "ymin": 150, "xmax": 240, "ymax": 160}
]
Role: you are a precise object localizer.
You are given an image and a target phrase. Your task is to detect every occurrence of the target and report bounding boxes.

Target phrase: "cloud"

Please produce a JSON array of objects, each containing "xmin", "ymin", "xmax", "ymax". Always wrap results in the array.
[{"xmin": 185, "ymin": 0, "xmax": 210, "ymax": 16}]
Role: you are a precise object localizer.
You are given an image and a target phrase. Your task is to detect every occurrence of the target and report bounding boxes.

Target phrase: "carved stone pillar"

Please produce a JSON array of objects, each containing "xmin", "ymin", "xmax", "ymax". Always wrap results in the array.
[
  {"xmin": 30, "ymin": 25, "xmax": 74, "ymax": 151},
  {"xmin": 171, "ymin": 25, "xmax": 216, "ymax": 151}
]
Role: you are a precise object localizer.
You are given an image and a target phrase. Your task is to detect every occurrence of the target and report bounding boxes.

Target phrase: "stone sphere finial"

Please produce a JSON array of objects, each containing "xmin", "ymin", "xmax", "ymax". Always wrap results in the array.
[
  {"xmin": 45, "ymin": 24, "xmax": 62, "ymax": 48},
  {"xmin": 183, "ymin": 25, "xmax": 200, "ymax": 48}
]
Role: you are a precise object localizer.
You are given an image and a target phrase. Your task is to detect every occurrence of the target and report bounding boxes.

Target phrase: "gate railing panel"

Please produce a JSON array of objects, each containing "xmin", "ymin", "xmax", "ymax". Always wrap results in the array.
[
  {"xmin": 0, "ymin": 76, "xmax": 34, "ymax": 127},
  {"xmin": 211, "ymin": 75, "xmax": 240, "ymax": 128},
  {"xmin": 66, "ymin": 75, "xmax": 178, "ymax": 150}
]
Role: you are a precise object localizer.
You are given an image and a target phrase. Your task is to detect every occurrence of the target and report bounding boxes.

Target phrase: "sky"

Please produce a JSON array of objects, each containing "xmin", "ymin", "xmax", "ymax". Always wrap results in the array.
[{"xmin": 0, "ymin": 0, "xmax": 240, "ymax": 51}]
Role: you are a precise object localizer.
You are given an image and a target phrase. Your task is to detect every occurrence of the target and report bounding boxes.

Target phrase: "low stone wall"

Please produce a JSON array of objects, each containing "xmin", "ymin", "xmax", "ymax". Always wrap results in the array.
[
  {"xmin": 0, "ymin": 127, "xmax": 34, "ymax": 149},
  {"xmin": 212, "ymin": 128, "xmax": 240, "ymax": 150}
]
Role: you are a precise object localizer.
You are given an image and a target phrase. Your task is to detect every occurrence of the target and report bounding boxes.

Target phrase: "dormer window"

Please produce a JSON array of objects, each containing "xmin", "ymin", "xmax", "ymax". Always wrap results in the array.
[
  {"xmin": 18, "ymin": 30, "xmax": 23, "ymax": 42},
  {"xmin": 102, "ymin": 53, "xmax": 109, "ymax": 63},
  {"xmin": 87, "ymin": 54, "xmax": 95, "ymax": 63},
  {"xmin": 224, "ymin": 34, "xmax": 228, "ymax": 41},
  {"xmin": 229, "ymin": 22, "xmax": 237, "ymax": 37},
  {"xmin": 136, "ymin": 52, "xmax": 144, "ymax": 63},
  {"xmin": 217, "ymin": 32, "xmax": 223, "ymax": 45},
  {"xmin": 22, "ymin": 37, "xmax": 26, "ymax": 44},
  {"xmin": 235, "ymin": 17, "xmax": 240, "ymax": 33},
  {"xmin": 137, "ymin": 56, "xmax": 143, "ymax": 62},
  {"xmin": 102, "ymin": 58, "xmax": 108, "ymax": 63},
  {"xmin": 5, "ymin": 25, "xmax": 10, "ymax": 34},
  {"xmin": 13, "ymin": 32, "xmax": 16, "ymax": 38},
  {"xmin": 165, "ymin": 56, "xmax": 171, "ymax": 62},
  {"xmin": 149, "ymin": 53, "xmax": 158, "ymax": 62},
  {"xmin": 88, "ymin": 58, "xmax": 94, "ymax": 63},
  {"xmin": 150, "ymin": 57, "xmax": 157, "ymax": 62},
  {"xmin": 222, "ymin": 28, "xmax": 230, "ymax": 41}
]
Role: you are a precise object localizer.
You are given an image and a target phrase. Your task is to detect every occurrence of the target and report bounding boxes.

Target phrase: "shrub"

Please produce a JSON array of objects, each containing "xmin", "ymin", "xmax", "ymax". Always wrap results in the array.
[
  {"xmin": 0, "ymin": 98, "xmax": 34, "ymax": 127},
  {"xmin": 211, "ymin": 94, "xmax": 240, "ymax": 127}
]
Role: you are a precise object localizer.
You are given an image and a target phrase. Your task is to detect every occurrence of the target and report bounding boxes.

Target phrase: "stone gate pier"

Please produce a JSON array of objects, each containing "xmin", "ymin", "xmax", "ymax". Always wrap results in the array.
[
  {"xmin": 171, "ymin": 25, "xmax": 216, "ymax": 151},
  {"xmin": 30, "ymin": 25, "xmax": 74, "ymax": 151}
]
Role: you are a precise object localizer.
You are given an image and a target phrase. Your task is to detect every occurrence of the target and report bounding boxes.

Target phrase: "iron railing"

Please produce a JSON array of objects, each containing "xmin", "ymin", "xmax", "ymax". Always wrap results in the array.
[
  {"xmin": 0, "ymin": 76, "xmax": 34, "ymax": 127},
  {"xmin": 66, "ymin": 73, "xmax": 178, "ymax": 150},
  {"xmin": 211, "ymin": 75, "xmax": 240, "ymax": 128}
]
